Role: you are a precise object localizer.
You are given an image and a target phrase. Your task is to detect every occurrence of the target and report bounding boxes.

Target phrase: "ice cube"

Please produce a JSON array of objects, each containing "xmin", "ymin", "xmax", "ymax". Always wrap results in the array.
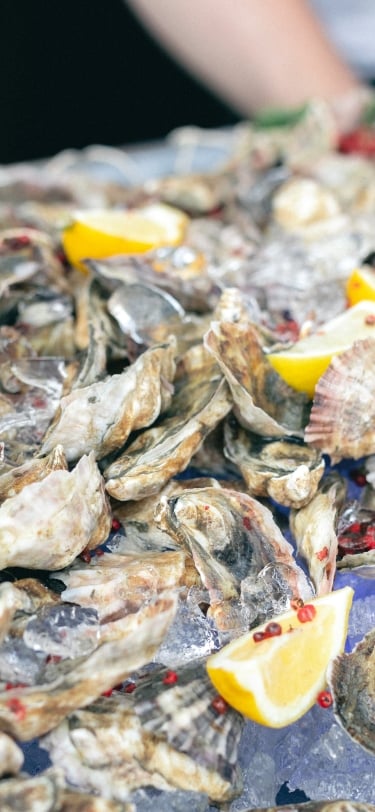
[{"xmin": 23, "ymin": 604, "xmax": 100, "ymax": 658}]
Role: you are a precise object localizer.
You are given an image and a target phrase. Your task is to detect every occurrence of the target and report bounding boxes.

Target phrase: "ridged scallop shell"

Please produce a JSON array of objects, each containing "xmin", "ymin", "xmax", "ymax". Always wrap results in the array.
[{"xmin": 305, "ymin": 338, "xmax": 375, "ymax": 463}]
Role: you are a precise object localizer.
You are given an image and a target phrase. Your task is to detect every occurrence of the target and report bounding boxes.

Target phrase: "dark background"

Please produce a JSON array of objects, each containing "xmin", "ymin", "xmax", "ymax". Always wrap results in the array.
[{"xmin": 0, "ymin": 0, "xmax": 239, "ymax": 164}]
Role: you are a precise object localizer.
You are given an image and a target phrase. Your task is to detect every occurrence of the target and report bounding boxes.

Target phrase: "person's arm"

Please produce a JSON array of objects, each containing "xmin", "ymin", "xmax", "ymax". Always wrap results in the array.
[{"xmin": 126, "ymin": 0, "xmax": 369, "ymax": 130}]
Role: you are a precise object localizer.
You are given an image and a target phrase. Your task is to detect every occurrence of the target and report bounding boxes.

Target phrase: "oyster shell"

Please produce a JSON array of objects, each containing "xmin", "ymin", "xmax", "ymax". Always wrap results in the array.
[
  {"xmin": 0, "ymin": 730, "xmax": 23, "ymax": 776},
  {"xmin": 224, "ymin": 417, "xmax": 324, "ymax": 508},
  {"xmin": 0, "ymin": 594, "xmax": 176, "ymax": 740},
  {"xmin": 40, "ymin": 341, "xmax": 176, "ymax": 462},
  {"xmin": 204, "ymin": 319, "xmax": 308, "ymax": 436},
  {"xmin": 0, "ymin": 445, "xmax": 67, "ymax": 503},
  {"xmin": 0, "ymin": 452, "xmax": 111, "ymax": 570},
  {"xmin": 290, "ymin": 484, "xmax": 338, "ymax": 595},
  {"xmin": 43, "ymin": 663, "xmax": 243, "ymax": 804},
  {"xmin": 104, "ymin": 353, "xmax": 232, "ymax": 501},
  {"xmin": 57, "ymin": 550, "xmax": 188, "ymax": 622},
  {"xmin": 305, "ymin": 338, "xmax": 375, "ymax": 463},
  {"xmin": 156, "ymin": 486, "xmax": 313, "ymax": 632},
  {"xmin": 328, "ymin": 627, "xmax": 375, "ymax": 755}
]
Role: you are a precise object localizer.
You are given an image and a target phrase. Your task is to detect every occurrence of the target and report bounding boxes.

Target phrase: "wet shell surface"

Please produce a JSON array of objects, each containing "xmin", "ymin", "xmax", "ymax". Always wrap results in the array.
[
  {"xmin": 305, "ymin": 338, "xmax": 375, "ymax": 463},
  {"xmin": 328, "ymin": 627, "xmax": 375, "ymax": 755},
  {"xmin": 224, "ymin": 417, "xmax": 324, "ymax": 508}
]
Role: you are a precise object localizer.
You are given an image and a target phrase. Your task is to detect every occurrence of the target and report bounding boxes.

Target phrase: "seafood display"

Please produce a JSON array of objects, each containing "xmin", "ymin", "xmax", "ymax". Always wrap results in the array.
[{"xmin": 0, "ymin": 101, "xmax": 375, "ymax": 809}]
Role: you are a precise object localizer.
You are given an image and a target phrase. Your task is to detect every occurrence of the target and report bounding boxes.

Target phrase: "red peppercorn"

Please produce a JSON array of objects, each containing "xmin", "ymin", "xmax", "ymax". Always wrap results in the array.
[
  {"xmin": 264, "ymin": 622, "xmax": 282, "ymax": 637},
  {"xmin": 211, "ymin": 695, "xmax": 228, "ymax": 714},
  {"xmin": 5, "ymin": 697, "xmax": 27, "ymax": 720},
  {"xmin": 111, "ymin": 518, "xmax": 121, "ymax": 531},
  {"xmin": 253, "ymin": 631, "xmax": 265, "ymax": 643},
  {"xmin": 46, "ymin": 655, "xmax": 62, "ymax": 664},
  {"xmin": 101, "ymin": 688, "xmax": 114, "ymax": 697},
  {"xmin": 95, "ymin": 547, "xmax": 105, "ymax": 556},
  {"xmin": 297, "ymin": 604, "xmax": 316, "ymax": 623},
  {"xmin": 349, "ymin": 470, "xmax": 367, "ymax": 487},
  {"xmin": 317, "ymin": 690, "xmax": 333, "ymax": 708},
  {"xmin": 243, "ymin": 516, "xmax": 252, "ymax": 531},
  {"xmin": 162, "ymin": 670, "xmax": 178, "ymax": 685},
  {"xmin": 80, "ymin": 550, "xmax": 92, "ymax": 563},
  {"xmin": 124, "ymin": 681, "xmax": 136, "ymax": 693},
  {"xmin": 365, "ymin": 314, "xmax": 375, "ymax": 325},
  {"xmin": 338, "ymin": 127, "xmax": 375, "ymax": 157},
  {"xmin": 3, "ymin": 235, "xmax": 32, "ymax": 250},
  {"xmin": 316, "ymin": 546, "xmax": 329, "ymax": 561}
]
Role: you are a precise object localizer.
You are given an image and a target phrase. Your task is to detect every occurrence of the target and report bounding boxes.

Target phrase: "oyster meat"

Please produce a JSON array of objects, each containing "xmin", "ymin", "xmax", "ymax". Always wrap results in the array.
[
  {"xmin": 40, "ymin": 341, "xmax": 176, "ymax": 462},
  {"xmin": 224, "ymin": 416, "xmax": 324, "ymax": 508}
]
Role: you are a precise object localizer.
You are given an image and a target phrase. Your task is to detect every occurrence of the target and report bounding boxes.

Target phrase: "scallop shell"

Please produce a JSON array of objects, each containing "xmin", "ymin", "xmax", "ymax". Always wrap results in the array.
[
  {"xmin": 305, "ymin": 338, "xmax": 375, "ymax": 463},
  {"xmin": 328, "ymin": 627, "xmax": 375, "ymax": 755}
]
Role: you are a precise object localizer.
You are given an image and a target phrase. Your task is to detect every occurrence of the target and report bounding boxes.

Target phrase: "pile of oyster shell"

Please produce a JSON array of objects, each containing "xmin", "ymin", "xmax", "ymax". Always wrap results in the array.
[{"xmin": 0, "ymin": 102, "xmax": 375, "ymax": 810}]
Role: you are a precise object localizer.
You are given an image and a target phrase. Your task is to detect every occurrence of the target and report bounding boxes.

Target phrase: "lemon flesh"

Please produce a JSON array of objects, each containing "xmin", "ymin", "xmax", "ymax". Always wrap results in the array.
[
  {"xmin": 267, "ymin": 301, "xmax": 375, "ymax": 398},
  {"xmin": 62, "ymin": 204, "xmax": 189, "ymax": 269},
  {"xmin": 207, "ymin": 586, "xmax": 353, "ymax": 728},
  {"xmin": 346, "ymin": 266, "xmax": 375, "ymax": 306}
]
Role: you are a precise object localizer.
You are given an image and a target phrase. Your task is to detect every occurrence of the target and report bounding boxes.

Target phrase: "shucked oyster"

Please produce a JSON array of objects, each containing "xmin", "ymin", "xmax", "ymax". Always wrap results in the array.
[
  {"xmin": 156, "ymin": 486, "xmax": 313, "ymax": 633},
  {"xmin": 305, "ymin": 338, "xmax": 375, "ymax": 463},
  {"xmin": 328, "ymin": 627, "xmax": 375, "ymax": 755},
  {"xmin": 40, "ymin": 341, "xmax": 176, "ymax": 462},
  {"xmin": 224, "ymin": 416, "xmax": 324, "ymax": 508},
  {"xmin": 0, "ymin": 452, "xmax": 111, "ymax": 570},
  {"xmin": 43, "ymin": 662, "xmax": 243, "ymax": 804},
  {"xmin": 204, "ymin": 320, "xmax": 308, "ymax": 436},
  {"xmin": 104, "ymin": 350, "xmax": 232, "ymax": 501}
]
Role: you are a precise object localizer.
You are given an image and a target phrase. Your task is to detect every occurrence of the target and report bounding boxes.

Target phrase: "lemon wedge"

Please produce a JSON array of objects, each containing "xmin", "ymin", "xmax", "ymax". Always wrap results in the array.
[
  {"xmin": 207, "ymin": 586, "xmax": 353, "ymax": 728},
  {"xmin": 267, "ymin": 301, "xmax": 375, "ymax": 398},
  {"xmin": 62, "ymin": 203, "xmax": 189, "ymax": 269},
  {"xmin": 346, "ymin": 265, "xmax": 375, "ymax": 306}
]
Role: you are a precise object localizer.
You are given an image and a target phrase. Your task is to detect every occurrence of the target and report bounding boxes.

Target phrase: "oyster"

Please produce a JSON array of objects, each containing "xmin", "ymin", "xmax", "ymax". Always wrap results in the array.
[
  {"xmin": 0, "ymin": 452, "xmax": 111, "ymax": 570},
  {"xmin": 224, "ymin": 416, "xmax": 324, "ymax": 508},
  {"xmin": 43, "ymin": 663, "xmax": 243, "ymax": 804},
  {"xmin": 204, "ymin": 319, "xmax": 308, "ymax": 436},
  {"xmin": 57, "ymin": 550, "xmax": 189, "ymax": 622},
  {"xmin": 156, "ymin": 486, "xmax": 313, "ymax": 633},
  {"xmin": 305, "ymin": 338, "xmax": 375, "ymax": 463},
  {"xmin": 0, "ymin": 594, "xmax": 176, "ymax": 740},
  {"xmin": 290, "ymin": 484, "xmax": 338, "ymax": 595},
  {"xmin": 0, "ymin": 445, "xmax": 67, "ymax": 503},
  {"xmin": 0, "ymin": 730, "xmax": 23, "ymax": 776},
  {"xmin": 104, "ymin": 352, "xmax": 232, "ymax": 501},
  {"xmin": 40, "ymin": 341, "xmax": 176, "ymax": 462},
  {"xmin": 328, "ymin": 627, "xmax": 375, "ymax": 755}
]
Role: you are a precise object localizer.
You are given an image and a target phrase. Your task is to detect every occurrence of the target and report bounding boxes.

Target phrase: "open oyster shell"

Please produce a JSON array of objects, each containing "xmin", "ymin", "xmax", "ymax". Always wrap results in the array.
[
  {"xmin": 156, "ymin": 486, "xmax": 313, "ymax": 633},
  {"xmin": 40, "ymin": 341, "xmax": 176, "ymax": 462},
  {"xmin": 305, "ymin": 338, "xmax": 375, "ymax": 463},
  {"xmin": 0, "ymin": 594, "xmax": 176, "ymax": 740},
  {"xmin": 328, "ymin": 627, "xmax": 375, "ymax": 755},
  {"xmin": 224, "ymin": 417, "xmax": 324, "ymax": 508},
  {"xmin": 204, "ymin": 320, "xmax": 308, "ymax": 436},
  {"xmin": 104, "ymin": 353, "xmax": 232, "ymax": 501}
]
